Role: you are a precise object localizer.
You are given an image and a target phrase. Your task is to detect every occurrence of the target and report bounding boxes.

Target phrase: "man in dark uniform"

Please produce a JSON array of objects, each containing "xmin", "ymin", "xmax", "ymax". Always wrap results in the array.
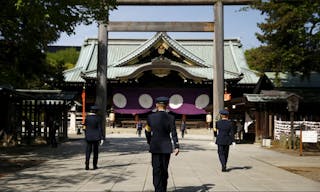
[
  {"xmin": 84, "ymin": 105, "xmax": 104, "ymax": 170},
  {"xmin": 145, "ymin": 96, "xmax": 179, "ymax": 192},
  {"xmin": 215, "ymin": 109, "xmax": 235, "ymax": 172},
  {"xmin": 48, "ymin": 115, "xmax": 59, "ymax": 148}
]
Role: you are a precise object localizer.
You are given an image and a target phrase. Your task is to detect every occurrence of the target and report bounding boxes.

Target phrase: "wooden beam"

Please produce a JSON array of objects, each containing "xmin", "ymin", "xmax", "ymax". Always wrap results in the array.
[
  {"xmin": 107, "ymin": 21, "xmax": 214, "ymax": 32},
  {"xmin": 116, "ymin": 0, "xmax": 254, "ymax": 5}
]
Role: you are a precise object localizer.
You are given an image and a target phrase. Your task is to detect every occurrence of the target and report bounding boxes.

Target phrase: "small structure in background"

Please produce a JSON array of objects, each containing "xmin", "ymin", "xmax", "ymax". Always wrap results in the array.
[{"xmin": 0, "ymin": 86, "xmax": 76, "ymax": 146}]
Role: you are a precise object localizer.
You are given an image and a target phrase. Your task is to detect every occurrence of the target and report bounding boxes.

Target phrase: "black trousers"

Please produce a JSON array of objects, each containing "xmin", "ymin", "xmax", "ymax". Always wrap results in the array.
[
  {"xmin": 217, "ymin": 144, "xmax": 230, "ymax": 169},
  {"xmin": 85, "ymin": 140, "xmax": 99, "ymax": 167},
  {"xmin": 152, "ymin": 153, "xmax": 171, "ymax": 192},
  {"xmin": 49, "ymin": 129, "xmax": 57, "ymax": 148}
]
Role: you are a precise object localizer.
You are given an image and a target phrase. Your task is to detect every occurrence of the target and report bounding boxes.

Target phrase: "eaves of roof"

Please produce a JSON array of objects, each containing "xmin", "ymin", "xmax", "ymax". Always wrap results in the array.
[
  {"xmin": 16, "ymin": 89, "xmax": 77, "ymax": 100},
  {"xmin": 244, "ymin": 94, "xmax": 287, "ymax": 103},
  {"xmin": 83, "ymin": 61, "xmax": 242, "ymax": 81}
]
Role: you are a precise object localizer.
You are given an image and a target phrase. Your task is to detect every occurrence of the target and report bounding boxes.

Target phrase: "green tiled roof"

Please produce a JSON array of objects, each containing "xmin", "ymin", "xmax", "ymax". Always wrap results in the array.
[
  {"xmin": 265, "ymin": 72, "xmax": 320, "ymax": 88},
  {"xmin": 113, "ymin": 32, "xmax": 206, "ymax": 67},
  {"xmin": 64, "ymin": 32, "xmax": 259, "ymax": 84}
]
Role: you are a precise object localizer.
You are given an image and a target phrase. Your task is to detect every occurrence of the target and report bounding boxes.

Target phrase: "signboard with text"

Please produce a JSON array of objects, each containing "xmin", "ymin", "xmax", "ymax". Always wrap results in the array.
[{"xmin": 296, "ymin": 130, "xmax": 318, "ymax": 143}]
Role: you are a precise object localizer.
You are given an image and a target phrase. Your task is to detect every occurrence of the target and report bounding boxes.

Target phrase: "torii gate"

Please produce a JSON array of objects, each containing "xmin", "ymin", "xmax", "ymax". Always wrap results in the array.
[{"xmin": 95, "ymin": 0, "xmax": 253, "ymax": 133}]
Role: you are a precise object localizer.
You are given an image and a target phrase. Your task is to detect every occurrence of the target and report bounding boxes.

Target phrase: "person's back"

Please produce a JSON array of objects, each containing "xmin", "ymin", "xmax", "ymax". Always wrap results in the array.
[
  {"xmin": 84, "ymin": 106, "xmax": 103, "ymax": 170},
  {"xmin": 145, "ymin": 96, "xmax": 179, "ymax": 192},
  {"xmin": 215, "ymin": 119, "xmax": 234, "ymax": 145},
  {"xmin": 147, "ymin": 111, "xmax": 176, "ymax": 153},
  {"xmin": 85, "ymin": 114, "xmax": 102, "ymax": 141},
  {"xmin": 136, "ymin": 121, "xmax": 143, "ymax": 137},
  {"xmin": 137, "ymin": 121, "xmax": 143, "ymax": 130},
  {"xmin": 215, "ymin": 109, "xmax": 235, "ymax": 172}
]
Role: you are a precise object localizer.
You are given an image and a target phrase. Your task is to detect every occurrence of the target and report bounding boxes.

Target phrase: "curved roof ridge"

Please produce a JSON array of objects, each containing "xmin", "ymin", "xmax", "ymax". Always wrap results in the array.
[
  {"xmin": 113, "ymin": 32, "xmax": 206, "ymax": 67},
  {"xmin": 161, "ymin": 34, "xmax": 206, "ymax": 67},
  {"xmin": 112, "ymin": 32, "xmax": 164, "ymax": 67},
  {"xmin": 228, "ymin": 40, "xmax": 241, "ymax": 73}
]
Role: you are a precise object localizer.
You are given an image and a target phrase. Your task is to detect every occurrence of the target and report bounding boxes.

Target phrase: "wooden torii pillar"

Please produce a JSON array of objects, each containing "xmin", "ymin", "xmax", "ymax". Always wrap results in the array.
[
  {"xmin": 96, "ymin": 0, "xmax": 253, "ymax": 133},
  {"xmin": 96, "ymin": 20, "xmax": 108, "ymax": 137}
]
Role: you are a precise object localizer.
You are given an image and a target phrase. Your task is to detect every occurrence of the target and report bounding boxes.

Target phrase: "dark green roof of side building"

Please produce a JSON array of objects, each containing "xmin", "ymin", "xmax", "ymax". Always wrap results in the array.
[{"xmin": 265, "ymin": 72, "xmax": 320, "ymax": 88}]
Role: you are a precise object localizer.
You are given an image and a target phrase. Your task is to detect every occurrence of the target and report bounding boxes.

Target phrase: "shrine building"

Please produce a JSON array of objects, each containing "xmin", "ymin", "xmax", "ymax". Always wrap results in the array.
[{"xmin": 63, "ymin": 32, "xmax": 259, "ymax": 127}]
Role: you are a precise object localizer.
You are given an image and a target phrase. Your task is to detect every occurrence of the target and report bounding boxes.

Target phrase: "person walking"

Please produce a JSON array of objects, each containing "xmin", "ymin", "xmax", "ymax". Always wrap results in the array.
[
  {"xmin": 180, "ymin": 119, "xmax": 186, "ymax": 138},
  {"xmin": 236, "ymin": 119, "xmax": 244, "ymax": 143},
  {"xmin": 48, "ymin": 116, "xmax": 59, "ymax": 148},
  {"xmin": 83, "ymin": 105, "xmax": 104, "ymax": 170},
  {"xmin": 215, "ymin": 109, "xmax": 235, "ymax": 172},
  {"xmin": 145, "ymin": 96, "xmax": 180, "ymax": 192},
  {"xmin": 136, "ymin": 120, "xmax": 143, "ymax": 137}
]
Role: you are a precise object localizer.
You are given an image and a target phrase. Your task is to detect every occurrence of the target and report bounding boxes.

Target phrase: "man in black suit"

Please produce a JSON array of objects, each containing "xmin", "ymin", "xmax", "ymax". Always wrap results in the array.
[
  {"xmin": 84, "ymin": 105, "xmax": 104, "ymax": 170},
  {"xmin": 215, "ymin": 109, "xmax": 235, "ymax": 172},
  {"xmin": 145, "ymin": 96, "xmax": 179, "ymax": 192}
]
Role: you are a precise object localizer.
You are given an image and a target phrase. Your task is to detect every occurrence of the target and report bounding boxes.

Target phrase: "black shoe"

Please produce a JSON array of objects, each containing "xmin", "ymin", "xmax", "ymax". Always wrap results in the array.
[
  {"xmin": 222, "ymin": 167, "xmax": 227, "ymax": 172},
  {"xmin": 85, "ymin": 166, "xmax": 89, "ymax": 170},
  {"xmin": 93, "ymin": 166, "xmax": 98, "ymax": 170}
]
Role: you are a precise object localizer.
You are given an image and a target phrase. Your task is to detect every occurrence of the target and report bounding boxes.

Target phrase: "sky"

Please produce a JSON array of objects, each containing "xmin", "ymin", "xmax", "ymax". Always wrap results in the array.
[{"xmin": 53, "ymin": 5, "xmax": 265, "ymax": 50}]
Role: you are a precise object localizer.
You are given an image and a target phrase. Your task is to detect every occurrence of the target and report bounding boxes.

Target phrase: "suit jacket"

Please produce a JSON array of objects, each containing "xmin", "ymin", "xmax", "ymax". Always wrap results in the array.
[
  {"xmin": 84, "ymin": 113, "xmax": 103, "ymax": 141},
  {"xmin": 145, "ymin": 111, "xmax": 179, "ymax": 154},
  {"xmin": 215, "ymin": 119, "xmax": 235, "ymax": 145}
]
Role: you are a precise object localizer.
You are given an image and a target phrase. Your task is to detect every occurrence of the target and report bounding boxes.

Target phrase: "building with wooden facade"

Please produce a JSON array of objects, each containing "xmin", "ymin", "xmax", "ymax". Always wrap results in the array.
[
  {"xmin": 0, "ymin": 85, "xmax": 76, "ymax": 146},
  {"xmin": 244, "ymin": 72, "xmax": 320, "ymax": 143},
  {"xmin": 63, "ymin": 32, "xmax": 259, "ymax": 129}
]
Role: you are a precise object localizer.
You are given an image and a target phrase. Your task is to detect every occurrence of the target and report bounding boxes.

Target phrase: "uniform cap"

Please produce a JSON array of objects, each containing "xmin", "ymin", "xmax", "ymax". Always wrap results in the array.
[
  {"xmin": 155, "ymin": 96, "xmax": 169, "ymax": 104},
  {"xmin": 219, "ymin": 109, "xmax": 229, "ymax": 115}
]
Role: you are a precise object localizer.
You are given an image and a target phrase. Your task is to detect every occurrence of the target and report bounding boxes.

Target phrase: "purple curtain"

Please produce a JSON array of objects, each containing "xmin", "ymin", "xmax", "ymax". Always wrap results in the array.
[{"xmin": 112, "ymin": 88, "xmax": 210, "ymax": 115}]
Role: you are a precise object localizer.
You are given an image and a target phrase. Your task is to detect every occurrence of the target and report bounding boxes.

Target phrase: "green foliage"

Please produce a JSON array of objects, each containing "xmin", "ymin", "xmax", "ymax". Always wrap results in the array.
[
  {"xmin": 44, "ymin": 48, "xmax": 80, "ymax": 88},
  {"xmin": 46, "ymin": 48, "xmax": 79, "ymax": 70},
  {"xmin": 245, "ymin": 46, "xmax": 274, "ymax": 72},
  {"xmin": 0, "ymin": 0, "xmax": 117, "ymax": 88},
  {"xmin": 247, "ymin": 0, "xmax": 320, "ymax": 77}
]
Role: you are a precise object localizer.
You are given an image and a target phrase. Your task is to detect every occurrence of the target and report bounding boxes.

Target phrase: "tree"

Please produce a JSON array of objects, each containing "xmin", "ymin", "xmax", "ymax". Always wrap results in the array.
[
  {"xmin": 246, "ymin": 0, "xmax": 320, "ymax": 77},
  {"xmin": 245, "ymin": 46, "xmax": 274, "ymax": 72},
  {"xmin": 44, "ymin": 48, "xmax": 80, "ymax": 88},
  {"xmin": 0, "ymin": 0, "xmax": 117, "ymax": 88},
  {"xmin": 47, "ymin": 48, "xmax": 80, "ymax": 70}
]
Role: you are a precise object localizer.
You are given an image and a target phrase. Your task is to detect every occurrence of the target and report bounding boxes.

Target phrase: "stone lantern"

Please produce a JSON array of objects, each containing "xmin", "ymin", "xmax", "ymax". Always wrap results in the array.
[{"xmin": 286, "ymin": 93, "xmax": 301, "ymax": 149}]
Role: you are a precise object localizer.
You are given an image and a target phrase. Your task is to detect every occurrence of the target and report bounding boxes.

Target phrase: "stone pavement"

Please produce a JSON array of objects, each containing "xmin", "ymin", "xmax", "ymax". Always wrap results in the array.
[{"xmin": 1, "ymin": 132, "xmax": 320, "ymax": 192}]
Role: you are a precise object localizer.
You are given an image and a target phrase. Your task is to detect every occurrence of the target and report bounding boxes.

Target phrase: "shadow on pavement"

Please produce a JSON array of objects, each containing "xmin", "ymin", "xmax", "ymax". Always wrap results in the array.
[
  {"xmin": 173, "ymin": 183, "xmax": 215, "ymax": 192},
  {"xmin": 227, "ymin": 166, "xmax": 252, "ymax": 172},
  {"xmin": 1, "ymin": 134, "xmax": 217, "ymax": 192}
]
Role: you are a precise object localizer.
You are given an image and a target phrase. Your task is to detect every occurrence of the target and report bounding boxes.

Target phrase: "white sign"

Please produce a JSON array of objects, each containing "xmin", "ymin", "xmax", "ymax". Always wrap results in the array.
[{"xmin": 296, "ymin": 131, "xmax": 318, "ymax": 143}]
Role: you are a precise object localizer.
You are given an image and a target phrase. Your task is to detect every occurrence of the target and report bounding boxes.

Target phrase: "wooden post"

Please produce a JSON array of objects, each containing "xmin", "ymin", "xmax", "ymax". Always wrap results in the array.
[
  {"xmin": 213, "ymin": 1, "xmax": 224, "ymax": 121},
  {"xmin": 299, "ymin": 126, "xmax": 303, "ymax": 156},
  {"xmin": 255, "ymin": 110, "xmax": 260, "ymax": 143},
  {"xmin": 289, "ymin": 111, "xmax": 294, "ymax": 149},
  {"xmin": 96, "ymin": 20, "xmax": 108, "ymax": 138},
  {"xmin": 81, "ymin": 85, "xmax": 86, "ymax": 125}
]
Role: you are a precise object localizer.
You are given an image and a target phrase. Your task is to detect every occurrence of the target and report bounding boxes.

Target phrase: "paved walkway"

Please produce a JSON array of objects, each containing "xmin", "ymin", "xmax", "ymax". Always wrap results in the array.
[{"xmin": 1, "ymin": 132, "xmax": 320, "ymax": 192}]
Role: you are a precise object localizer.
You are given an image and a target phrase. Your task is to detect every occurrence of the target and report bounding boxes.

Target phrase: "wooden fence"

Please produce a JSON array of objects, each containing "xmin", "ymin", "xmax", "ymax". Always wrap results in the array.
[{"xmin": 18, "ymin": 100, "xmax": 69, "ymax": 143}]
